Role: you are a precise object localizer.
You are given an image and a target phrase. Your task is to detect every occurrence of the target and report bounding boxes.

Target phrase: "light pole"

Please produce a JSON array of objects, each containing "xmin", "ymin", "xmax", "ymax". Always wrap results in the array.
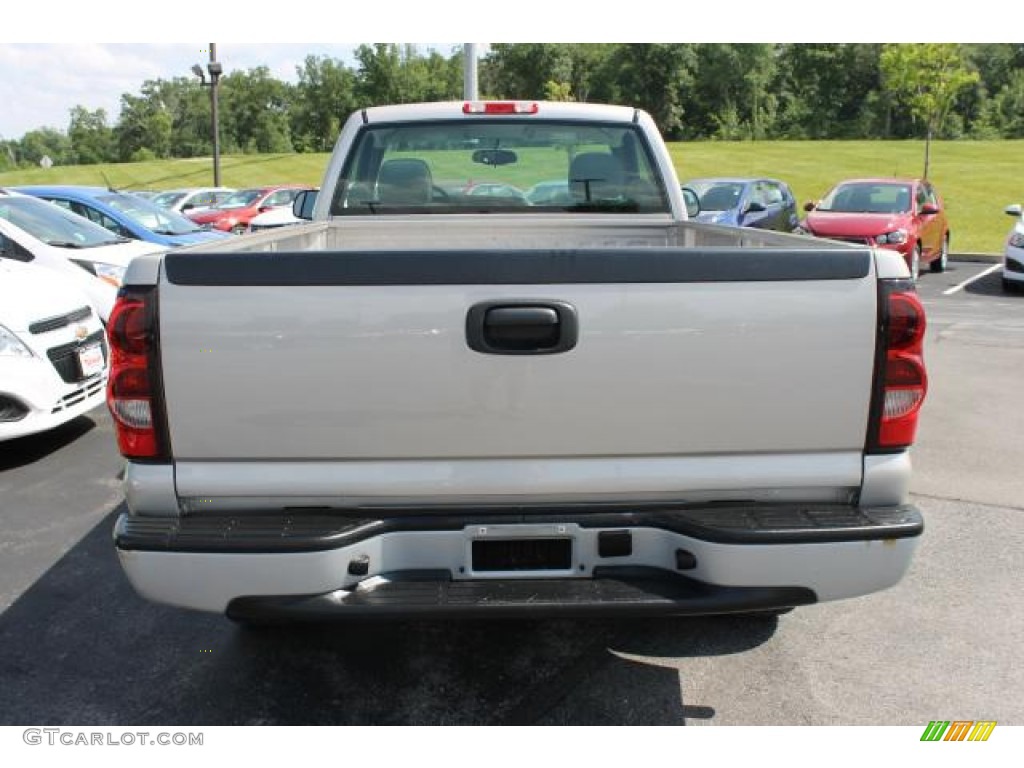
[
  {"xmin": 192, "ymin": 43, "xmax": 223, "ymax": 187},
  {"xmin": 463, "ymin": 43, "xmax": 478, "ymax": 100}
]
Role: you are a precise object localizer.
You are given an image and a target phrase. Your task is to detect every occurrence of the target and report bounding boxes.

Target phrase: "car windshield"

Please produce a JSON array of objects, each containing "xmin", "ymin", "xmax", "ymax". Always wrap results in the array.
[
  {"xmin": 216, "ymin": 190, "xmax": 264, "ymax": 209},
  {"xmin": 818, "ymin": 183, "xmax": 912, "ymax": 214},
  {"xmin": 0, "ymin": 196, "xmax": 127, "ymax": 248},
  {"xmin": 330, "ymin": 119, "xmax": 670, "ymax": 215},
  {"xmin": 684, "ymin": 181, "xmax": 746, "ymax": 211},
  {"xmin": 99, "ymin": 193, "xmax": 204, "ymax": 235},
  {"xmin": 151, "ymin": 191, "xmax": 187, "ymax": 208}
]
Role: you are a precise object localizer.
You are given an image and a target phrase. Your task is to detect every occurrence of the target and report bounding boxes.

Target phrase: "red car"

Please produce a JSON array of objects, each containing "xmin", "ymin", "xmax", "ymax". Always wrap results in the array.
[
  {"xmin": 799, "ymin": 178, "xmax": 950, "ymax": 278},
  {"xmin": 186, "ymin": 185, "xmax": 307, "ymax": 234}
]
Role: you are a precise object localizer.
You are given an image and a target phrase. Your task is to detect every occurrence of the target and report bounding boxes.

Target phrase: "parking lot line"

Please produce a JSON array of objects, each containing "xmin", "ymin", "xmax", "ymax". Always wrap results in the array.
[{"xmin": 942, "ymin": 263, "xmax": 1002, "ymax": 296}]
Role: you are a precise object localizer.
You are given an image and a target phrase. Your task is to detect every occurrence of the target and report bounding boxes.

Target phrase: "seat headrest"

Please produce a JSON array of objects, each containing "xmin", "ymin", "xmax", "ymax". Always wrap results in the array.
[
  {"xmin": 569, "ymin": 152, "xmax": 624, "ymax": 201},
  {"xmin": 377, "ymin": 158, "xmax": 433, "ymax": 204}
]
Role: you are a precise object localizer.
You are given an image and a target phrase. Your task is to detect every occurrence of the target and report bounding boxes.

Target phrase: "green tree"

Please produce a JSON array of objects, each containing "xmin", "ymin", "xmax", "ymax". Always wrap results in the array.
[
  {"xmin": 16, "ymin": 128, "xmax": 72, "ymax": 167},
  {"xmin": 775, "ymin": 44, "xmax": 883, "ymax": 139},
  {"xmin": 291, "ymin": 55, "xmax": 358, "ymax": 153},
  {"xmin": 352, "ymin": 44, "xmax": 461, "ymax": 106},
  {"xmin": 482, "ymin": 44, "xmax": 617, "ymax": 103},
  {"xmin": 115, "ymin": 92, "xmax": 172, "ymax": 161},
  {"xmin": 218, "ymin": 67, "xmax": 294, "ymax": 154},
  {"xmin": 600, "ymin": 44, "xmax": 696, "ymax": 139},
  {"xmin": 482, "ymin": 44, "xmax": 574, "ymax": 100},
  {"xmin": 67, "ymin": 106, "xmax": 115, "ymax": 165},
  {"xmin": 689, "ymin": 44, "xmax": 780, "ymax": 140},
  {"xmin": 880, "ymin": 43, "xmax": 979, "ymax": 177}
]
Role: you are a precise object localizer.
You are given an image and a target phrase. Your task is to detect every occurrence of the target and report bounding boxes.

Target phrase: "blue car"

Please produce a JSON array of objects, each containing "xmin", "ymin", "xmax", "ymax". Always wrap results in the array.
[
  {"xmin": 13, "ymin": 185, "xmax": 232, "ymax": 247},
  {"xmin": 682, "ymin": 177, "xmax": 799, "ymax": 232}
]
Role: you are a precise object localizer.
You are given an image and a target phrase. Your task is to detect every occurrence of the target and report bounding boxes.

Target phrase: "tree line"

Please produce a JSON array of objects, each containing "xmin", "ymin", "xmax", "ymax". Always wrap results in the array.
[{"xmin": 3, "ymin": 43, "xmax": 1023, "ymax": 171}]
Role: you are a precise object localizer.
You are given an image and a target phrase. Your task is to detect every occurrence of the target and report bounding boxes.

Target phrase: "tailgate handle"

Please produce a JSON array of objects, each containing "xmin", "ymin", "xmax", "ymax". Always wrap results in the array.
[{"xmin": 466, "ymin": 300, "xmax": 578, "ymax": 355}]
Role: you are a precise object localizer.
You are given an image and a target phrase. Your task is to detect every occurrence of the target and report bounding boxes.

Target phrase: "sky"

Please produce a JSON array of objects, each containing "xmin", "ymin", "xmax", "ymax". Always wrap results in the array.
[
  {"xmin": 1, "ymin": 43, "xmax": 366, "ymax": 139},
  {"xmin": 0, "ymin": 2, "xmax": 1004, "ymax": 142}
]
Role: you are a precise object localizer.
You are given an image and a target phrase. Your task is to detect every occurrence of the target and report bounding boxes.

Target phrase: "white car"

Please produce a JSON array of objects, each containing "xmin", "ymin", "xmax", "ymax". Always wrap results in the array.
[
  {"xmin": 247, "ymin": 202, "xmax": 305, "ymax": 233},
  {"xmin": 1003, "ymin": 203, "xmax": 1024, "ymax": 292},
  {"xmin": 150, "ymin": 187, "xmax": 235, "ymax": 215},
  {"xmin": 0, "ymin": 258, "xmax": 108, "ymax": 442},
  {"xmin": 0, "ymin": 189, "xmax": 164, "ymax": 322}
]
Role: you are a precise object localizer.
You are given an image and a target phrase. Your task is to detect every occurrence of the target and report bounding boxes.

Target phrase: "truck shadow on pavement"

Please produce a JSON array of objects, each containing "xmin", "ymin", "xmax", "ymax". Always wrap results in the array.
[{"xmin": 0, "ymin": 506, "xmax": 778, "ymax": 726}]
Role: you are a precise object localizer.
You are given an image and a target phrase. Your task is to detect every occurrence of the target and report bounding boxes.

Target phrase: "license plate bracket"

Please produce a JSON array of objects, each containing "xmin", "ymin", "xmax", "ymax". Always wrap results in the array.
[
  {"xmin": 471, "ymin": 537, "xmax": 573, "ymax": 572},
  {"xmin": 77, "ymin": 344, "xmax": 104, "ymax": 378}
]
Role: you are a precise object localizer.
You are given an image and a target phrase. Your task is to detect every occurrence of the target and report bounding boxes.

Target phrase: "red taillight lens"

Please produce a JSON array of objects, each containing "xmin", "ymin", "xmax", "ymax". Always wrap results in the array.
[
  {"xmin": 870, "ymin": 285, "xmax": 928, "ymax": 451},
  {"xmin": 887, "ymin": 293, "xmax": 925, "ymax": 350},
  {"xmin": 108, "ymin": 297, "xmax": 149, "ymax": 356},
  {"xmin": 106, "ymin": 290, "xmax": 167, "ymax": 460},
  {"xmin": 462, "ymin": 101, "xmax": 539, "ymax": 115}
]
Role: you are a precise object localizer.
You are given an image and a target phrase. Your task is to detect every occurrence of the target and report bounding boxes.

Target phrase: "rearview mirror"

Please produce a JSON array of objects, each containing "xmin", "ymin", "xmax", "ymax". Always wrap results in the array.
[
  {"xmin": 803, "ymin": 201, "xmax": 817, "ymax": 212},
  {"xmin": 680, "ymin": 186, "xmax": 701, "ymax": 218},
  {"xmin": 1004, "ymin": 203, "xmax": 1022, "ymax": 218},
  {"xmin": 920, "ymin": 202, "xmax": 940, "ymax": 215},
  {"xmin": 293, "ymin": 189, "xmax": 318, "ymax": 220},
  {"xmin": 472, "ymin": 149, "xmax": 518, "ymax": 167}
]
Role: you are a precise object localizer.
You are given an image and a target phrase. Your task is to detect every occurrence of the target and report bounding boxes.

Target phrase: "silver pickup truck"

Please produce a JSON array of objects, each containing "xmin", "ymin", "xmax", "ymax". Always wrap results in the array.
[{"xmin": 109, "ymin": 101, "xmax": 927, "ymax": 623}]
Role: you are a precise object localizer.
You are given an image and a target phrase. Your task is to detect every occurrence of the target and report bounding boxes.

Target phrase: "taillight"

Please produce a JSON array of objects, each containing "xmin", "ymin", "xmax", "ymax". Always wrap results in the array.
[
  {"xmin": 867, "ymin": 280, "xmax": 927, "ymax": 452},
  {"xmin": 106, "ymin": 288, "xmax": 169, "ymax": 460},
  {"xmin": 462, "ymin": 101, "xmax": 539, "ymax": 115}
]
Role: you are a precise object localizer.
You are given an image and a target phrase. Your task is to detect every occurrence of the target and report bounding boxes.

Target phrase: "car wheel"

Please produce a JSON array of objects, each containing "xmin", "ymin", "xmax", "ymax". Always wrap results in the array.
[
  {"xmin": 931, "ymin": 234, "xmax": 949, "ymax": 273},
  {"xmin": 231, "ymin": 223, "xmax": 247, "ymax": 235},
  {"xmin": 910, "ymin": 243, "xmax": 921, "ymax": 282}
]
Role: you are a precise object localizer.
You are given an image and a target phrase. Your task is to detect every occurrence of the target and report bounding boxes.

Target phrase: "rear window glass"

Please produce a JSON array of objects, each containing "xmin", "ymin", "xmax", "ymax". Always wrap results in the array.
[{"xmin": 330, "ymin": 120, "xmax": 670, "ymax": 216}]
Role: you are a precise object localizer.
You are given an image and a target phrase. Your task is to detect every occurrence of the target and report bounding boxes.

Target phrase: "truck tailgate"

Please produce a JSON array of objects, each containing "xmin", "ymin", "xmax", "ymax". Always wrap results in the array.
[{"xmin": 158, "ymin": 245, "xmax": 876, "ymax": 505}]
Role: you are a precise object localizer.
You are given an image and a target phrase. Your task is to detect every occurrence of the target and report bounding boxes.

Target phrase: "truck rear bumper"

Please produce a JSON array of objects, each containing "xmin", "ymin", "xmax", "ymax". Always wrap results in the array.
[
  {"xmin": 114, "ymin": 503, "xmax": 922, "ymax": 616},
  {"xmin": 225, "ymin": 569, "xmax": 817, "ymax": 621}
]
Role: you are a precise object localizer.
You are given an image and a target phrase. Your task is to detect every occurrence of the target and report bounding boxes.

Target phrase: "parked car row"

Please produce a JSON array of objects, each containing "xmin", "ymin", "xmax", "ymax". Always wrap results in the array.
[
  {"xmin": 183, "ymin": 185, "xmax": 309, "ymax": 234},
  {"xmin": 11, "ymin": 186, "xmax": 231, "ymax": 248},
  {"xmin": 681, "ymin": 175, "xmax": 953, "ymax": 284},
  {"xmin": 149, "ymin": 187, "xmax": 234, "ymax": 215},
  {"xmin": 0, "ymin": 189, "xmax": 164, "ymax": 321}
]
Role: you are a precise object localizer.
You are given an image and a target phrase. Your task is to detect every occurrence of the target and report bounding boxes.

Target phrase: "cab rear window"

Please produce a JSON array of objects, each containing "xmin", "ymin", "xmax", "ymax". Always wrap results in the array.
[{"xmin": 329, "ymin": 120, "xmax": 670, "ymax": 216}]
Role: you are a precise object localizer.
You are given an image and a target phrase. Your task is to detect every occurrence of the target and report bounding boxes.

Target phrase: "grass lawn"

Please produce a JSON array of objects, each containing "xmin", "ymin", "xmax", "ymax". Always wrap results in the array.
[{"xmin": 1, "ymin": 139, "xmax": 1018, "ymax": 253}]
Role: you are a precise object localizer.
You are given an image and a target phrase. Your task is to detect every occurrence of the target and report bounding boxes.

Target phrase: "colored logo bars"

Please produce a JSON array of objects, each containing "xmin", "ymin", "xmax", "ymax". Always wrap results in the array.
[{"xmin": 920, "ymin": 721, "xmax": 997, "ymax": 742}]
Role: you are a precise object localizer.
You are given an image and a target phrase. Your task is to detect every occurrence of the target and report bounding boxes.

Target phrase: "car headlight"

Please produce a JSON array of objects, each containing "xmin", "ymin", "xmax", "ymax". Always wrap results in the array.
[
  {"xmin": 0, "ymin": 324, "xmax": 33, "ymax": 358},
  {"xmin": 875, "ymin": 230, "xmax": 908, "ymax": 245},
  {"xmin": 1008, "ymin": 232, "xmax": 1024, "ymax": 248},
  {"xmin": 70, "ymin": 259, "xmax": 127, "ymax": 287},
  {"xmin": 94, "ymin": 262, "xmax": 127, "ymax": 287}
]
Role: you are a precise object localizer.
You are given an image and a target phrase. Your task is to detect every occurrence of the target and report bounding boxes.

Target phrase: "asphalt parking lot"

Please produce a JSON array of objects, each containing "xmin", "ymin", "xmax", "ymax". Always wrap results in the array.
[{"xmin": 0, "ymin": 259, "xmax": 1021, "ymax": 726}]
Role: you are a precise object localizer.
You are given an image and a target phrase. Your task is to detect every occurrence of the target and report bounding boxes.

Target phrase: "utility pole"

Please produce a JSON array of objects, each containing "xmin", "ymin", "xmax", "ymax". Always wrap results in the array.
[{"xmin": 463, "ymin": 44, "xmax": 478, "ymax": 100}]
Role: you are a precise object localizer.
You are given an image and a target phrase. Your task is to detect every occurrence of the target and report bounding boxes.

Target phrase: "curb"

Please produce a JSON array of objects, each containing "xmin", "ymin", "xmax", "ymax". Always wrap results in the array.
[{"xmin": 952, "ymin": 252, "xmax": 1001, "ymax": 264}]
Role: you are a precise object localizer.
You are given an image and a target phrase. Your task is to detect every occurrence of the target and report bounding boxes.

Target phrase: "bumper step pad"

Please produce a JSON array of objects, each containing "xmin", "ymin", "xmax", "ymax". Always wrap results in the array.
[{"xmin": 226, "ymin": 567, "xmax": 816, "ymax": 621}]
